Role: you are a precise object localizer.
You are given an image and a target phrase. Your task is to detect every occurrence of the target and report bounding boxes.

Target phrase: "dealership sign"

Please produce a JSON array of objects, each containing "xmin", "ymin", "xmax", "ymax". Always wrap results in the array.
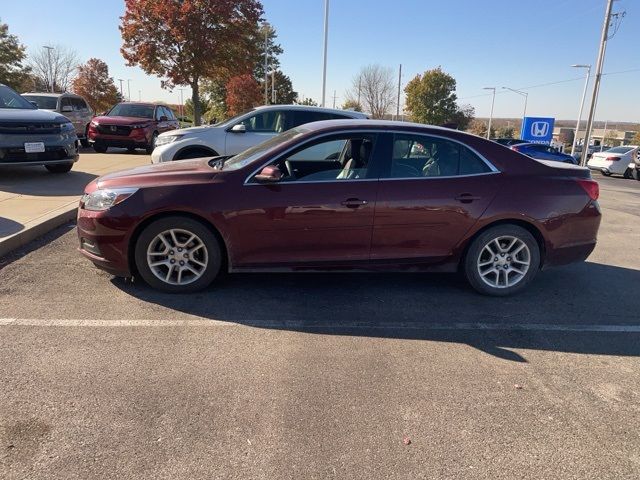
[{"xmin": 520, "ymin": 117, "xmax": 555, "ymax": 144}]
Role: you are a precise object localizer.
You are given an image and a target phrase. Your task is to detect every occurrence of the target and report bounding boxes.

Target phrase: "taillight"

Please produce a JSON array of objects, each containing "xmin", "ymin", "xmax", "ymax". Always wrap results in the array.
[
  {"xmin": 605, "ymin": 156, "xmax": 621, "ymax": 161},
  {"xmin": 576, "ymin": 179, "xmax": 599, "ymax": 201}
]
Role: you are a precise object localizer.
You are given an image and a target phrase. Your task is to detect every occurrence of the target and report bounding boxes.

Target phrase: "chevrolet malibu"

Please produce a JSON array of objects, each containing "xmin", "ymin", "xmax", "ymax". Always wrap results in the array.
[{"xmin": 77, "ymin": 120, "xmax": 601, "ymax": 296}]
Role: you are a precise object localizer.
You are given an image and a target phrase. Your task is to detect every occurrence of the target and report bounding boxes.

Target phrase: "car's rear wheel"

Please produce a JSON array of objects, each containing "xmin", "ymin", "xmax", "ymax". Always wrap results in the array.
[
  {"xmin": 93, "ymin": 144, "xmax": 108, "ymax": 153},
  {"xmin": 464, "ymin": 225, "xmax": 540, "ymax": 296},
  {"xmin": 134, "ymin": 216, "xmax": 222, "ymax": 293},
  {"xmin": 45, "ymin": 163, "xmax": 73, "ymax": 174},
  {"xmin": 601, "ymin": 169, "xmax": 611, "ymax": 176},
  {"xmin": 80, "ymin": 126, "xmax": 90, "ymax": 147}
]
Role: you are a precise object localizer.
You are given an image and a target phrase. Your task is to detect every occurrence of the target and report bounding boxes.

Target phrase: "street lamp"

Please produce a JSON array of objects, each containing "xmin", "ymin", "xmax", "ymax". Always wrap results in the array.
[
  {"xmin": 570, "ymin": 64, "xmax": 591, "ymax": 157},
  {"xmin": 483, "ymin": 87, "xmax": 496, "ymax": 139},
  {"xmin": 502, "ymin": 87, "xmax": 528, "ymax": 135},
  {"xmin": 262, "ymin": 22, "xmax": 270, "ymax": 105},
  {"xmin": 321, "ymin": 0, "xmax": 329, "ymax": 107},
  {"xmin": 127, "ymin": 79, "xmax": 131, "ymax": 102},
  {"xmin": 43, "ymin": 46, "xmax": 54, "ymax": 92}
]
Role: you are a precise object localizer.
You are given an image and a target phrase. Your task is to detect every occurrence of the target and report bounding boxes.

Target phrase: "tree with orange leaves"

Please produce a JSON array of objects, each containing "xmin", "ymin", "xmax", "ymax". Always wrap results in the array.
[
  {"xmin": 72, "ymin": 58, "xmax": 120, "ymax": 113},
  {"xmin": 225, "ymin": 74, "xmax": 262, "ymax": 116},
  {"xmin": 120, "ymin": 0, "xmax": 263, "ymax": 125}
]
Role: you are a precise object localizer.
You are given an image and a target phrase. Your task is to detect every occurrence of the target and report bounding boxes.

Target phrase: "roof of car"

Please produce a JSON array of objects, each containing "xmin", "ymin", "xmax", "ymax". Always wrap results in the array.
[
  {"xmin": 117, "ymin": 102, "xmax": 159, "ymax": 107},
  {"xmin": 294, "ymin": 118, "xmax": 469, "ymax": 133},
  {"xmin": 22, "ymin": 92, "xmax": 82, "ymax": 97},
  {"xmin": 252, "ymin": 104, "xmax": 368, "ymax": 118}
]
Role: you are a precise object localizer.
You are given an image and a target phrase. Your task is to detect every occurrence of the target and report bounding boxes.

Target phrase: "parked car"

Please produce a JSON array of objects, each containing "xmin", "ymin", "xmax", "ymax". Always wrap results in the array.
[
  {"xmin": 587, "ymin": 145, "xmax": 639, "ymax": 177},
  {"xmin": 0, "ymin": 83, "xmax": 78, "ymax": 173},
  {"xmin": 493, "ymin": 138, "xmax": 526, "ymax": 146},
  {"xmin": 22, "ymin": 92, "xmax": 93, "ymax": 147},
  {"xmin": 78, "ymin": 119, "xmax": 601, "ymax": 296},
  {"xmin": 151, "ymin": 105, "xmax": 369, "ymax": 163},
  {"xmin": 572, "ymin": 144, "xmax": 599, "ymax": 162},
  {"xmin": 88, "ymin": 102, "xmax": 179, "ymax": 154},
  {"xmin": 510, "ymin": 143, "xmax": 577, "ymax": 164}
]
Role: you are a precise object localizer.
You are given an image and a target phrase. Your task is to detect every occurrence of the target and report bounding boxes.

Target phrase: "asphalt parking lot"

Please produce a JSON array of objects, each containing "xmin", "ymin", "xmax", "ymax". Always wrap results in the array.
[{"xmin": 1, "ymin": 173, "xmax": 639, "ymax": 479}]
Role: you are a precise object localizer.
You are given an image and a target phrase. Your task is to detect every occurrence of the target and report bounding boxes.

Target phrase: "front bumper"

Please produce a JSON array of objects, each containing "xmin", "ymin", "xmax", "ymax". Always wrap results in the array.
[
  {"xmin": 0, "ymin": 132, "xmax": 78, "ymax": 166},
  {"xmin": 77, "ymin": 207, "xmax": 135, "ymax": 277},
  {"xmin": 151, "ymin": 142, "xmax": 180, "ymax": 163},
  {"xmin": 88, "ymin": 127, "xmax": 151, "ymax": 149}
]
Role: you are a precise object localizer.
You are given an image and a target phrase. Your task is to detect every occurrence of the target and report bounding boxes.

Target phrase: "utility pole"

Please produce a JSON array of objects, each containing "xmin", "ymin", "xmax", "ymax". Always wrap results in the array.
[
  {"xmin": 117, "ymin": 79, "xmax": 124, "ymax": 99},
  {"xmin": 570, "ymin": 64, "xmax": 591, "ymax": 157},
  {"xmin": 396, "ymin": 64, "xmax": 402, "ymax": 120},
  {"xmin": 580, "ymin": 0, "xmax": 615, "ymax": 166},
  {"xmin": 321, "ymin": 0, "xmax": 329, "ymax": 107},
  {"xmin": 332, "ymin": 90, "xmax": 337, "ymax": 109},
  {"xmin": 263, "ymin": 22, "xmax": 270, "ymax": 104},
  {"xmin": 483, "ymin": 87, "xmax": 496, "ymax": 139},
  {"xmin": 502, "ymin": 87, "xmax": 528, "ymax": 135},
  {"xmin": 127, "ymin": 79, "xmax": 131, "ymax": 102},
  {"xmin": 138, "ymin": 90, "xmax": 141, "ymax": 101},
  {"xmin": 600, "ymin": 119, "xmax": 608, "ymax": 151},
  {"xmin": 357, "ymin": 77, "xmax": 362, "ymax": 106},
  {"xmin": 178, "ymin": 88, "xmax": 186, "ymax": 120},
  {"xmin": 43, "ymin": 46, "xmax": 54, "ymax": 92},
  {"xmin": 271, "ymin": 70, "xmax": 276, "ymax": 104}
]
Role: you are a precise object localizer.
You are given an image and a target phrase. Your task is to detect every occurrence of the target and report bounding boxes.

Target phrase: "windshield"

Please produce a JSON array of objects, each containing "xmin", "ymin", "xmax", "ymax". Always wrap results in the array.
[
  {"xmin": 107, "ymin": 103, "xmax": 154, "ymax": 119},
  {"xmin": 221, "ymin": 127, "xmax": 308, "ymax": 171},
  {"xmin": 22, "ymin": 95, "xmax": 58, "ymax": 109},
  {"xmin": 605, "ymin": 146, "xmax": 633, "ymax": 154},
  {"xmin": 0, "ymin": 85, "xmax": 37, "ymax": 110},
  {"xmin": 210, "ymin": 109, "xmax": 256, "ymax": 128}
]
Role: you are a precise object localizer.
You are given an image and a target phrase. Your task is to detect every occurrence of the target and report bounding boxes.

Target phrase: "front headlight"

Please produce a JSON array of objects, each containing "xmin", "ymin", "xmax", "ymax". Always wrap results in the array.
[
  {"xmin": 81, "ymin": 187, "xmax": 138, "ymax": 211},
  {"xmin": 155, "ymin": 134, "xmax": 184, "ymax": 147},
  {"xmin": 60, "ymin": 122, "xmax": 75, "ymax": 133},
  {"xmin": 131, "ymin": 123, "xmax": 152, "ymax": 129}
]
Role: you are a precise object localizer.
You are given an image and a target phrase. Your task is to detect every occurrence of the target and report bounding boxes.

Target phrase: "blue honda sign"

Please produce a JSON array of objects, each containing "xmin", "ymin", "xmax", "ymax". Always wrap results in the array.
[{"xmin": 520, "ymin": 117, "xmax": 555, "ymax": 144}]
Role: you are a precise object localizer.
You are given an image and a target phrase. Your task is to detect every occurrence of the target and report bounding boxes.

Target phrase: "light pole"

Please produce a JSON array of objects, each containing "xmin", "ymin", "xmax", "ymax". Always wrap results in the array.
[
  {"xmin": 580, "ymin": 0, "xmax": 615, "ymax": 166},
  {"xmin": 178, "ymin": 88, "xmax": 186, "ymax": 121},
  {"xmin": 570, "ymin": 64, "xmax": 591, "ymax": 157},
  {"xmin": 483, "ymin": 87, "xmax": 496, "ymax": 139},
  {"xmin": 127, "ymin": 79, "xmax": 131, "ymax": 102},
  {"xmin": 117, "ymin": 79, "xmax": 124, "ymax": 99},
  {"xmin": 263, "ymin": 22, "xmax": 270, "ymax": 105},
  {"xmin": 396, "ymin": 64, "xmax": 402, "ymax": 120},
  {"xmin": 321, "ymin": 0, "xmax": 329, "ymax": 107},
  {"xmin": 271, "ymin": 70, "xmax": 276, "ymax": 104},
  {"xmin": 138, "ymin": 90, "xmax": 141, "ymax": 101},
  {"xmin": 43, "ymin": 46, "xmax": 54, "ymax": 92},
  {"xmin": 502, "ymin": 87, "xmax": 528, "ymax": 136}
]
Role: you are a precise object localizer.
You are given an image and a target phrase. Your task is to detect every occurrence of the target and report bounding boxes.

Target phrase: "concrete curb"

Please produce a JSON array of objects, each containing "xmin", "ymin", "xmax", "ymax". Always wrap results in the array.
[{"xmin": 0, "ymin": 204, "xmax": 77, "ymax": 258}]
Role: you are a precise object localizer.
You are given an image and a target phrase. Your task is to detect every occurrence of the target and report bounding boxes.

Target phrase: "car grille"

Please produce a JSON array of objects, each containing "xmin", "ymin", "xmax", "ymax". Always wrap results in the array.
[
  {"xmin": 97, "ymin": 124, "xmax": 132, "ymax": 136},
  {"xmin": 0, "ymin": 122, "xmax": 61, "ymax": 135},
  {"xmin": 0, "ymin": 146, "xmax": 70, "ymax": 163}
]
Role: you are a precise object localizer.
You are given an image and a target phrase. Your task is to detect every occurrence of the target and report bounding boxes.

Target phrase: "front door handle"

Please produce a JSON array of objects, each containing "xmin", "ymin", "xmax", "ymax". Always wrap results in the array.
[
  {"xmin": 455, "ymin": 193, "xmax": 481, "ymax": 203},
  {"xmin": 341, "ymin": 198, "xmax": 368, "ymax": 208}
]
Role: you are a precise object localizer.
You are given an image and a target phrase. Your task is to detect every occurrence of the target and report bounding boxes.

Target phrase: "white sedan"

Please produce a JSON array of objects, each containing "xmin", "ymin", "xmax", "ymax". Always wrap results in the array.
[
  {"xmin": 151, "ymin": 105, "xmax": 368, "ymax": 163},
  {"xmin": 587, "ymin": 145, "xmax": 639, "ymax": 177}
]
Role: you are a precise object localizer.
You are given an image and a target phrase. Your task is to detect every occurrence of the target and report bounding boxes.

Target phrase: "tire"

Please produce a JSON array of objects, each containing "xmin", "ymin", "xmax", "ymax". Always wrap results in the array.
[
  {"xmin": 623, "ymin": 168, "xmax": 633, "ymax": 179},
  {"xmin": 80, "ymin": 126, "xmax": 90, "ymax": 147},
  {"xmin": 134, "ymin": 216, "xmax": 222, "ymax": 293},
  {"xmin": 146, "ymin": 132, "xmax": 158, "ymax": 155},
  {"xmin": 93, "ymin": 144, "xmax": 108, "ymax": 153},
  {"xmin": 45, "ymin": 163, "xmax": 73, "ymax": 174},
  {"xmin": 601, "ymin": 169, "xmax": 611, "ymax": 177},
  {"xmin": 633, "ymin": 168, "xmax": 640, "ymax": 181},
  {"xmin": 464, "ymin": 225, "xmax": 540, "ymax": 296},
  {"xmin": 174, "ymin": 148, "xmax": 218, "ymax": 160}
]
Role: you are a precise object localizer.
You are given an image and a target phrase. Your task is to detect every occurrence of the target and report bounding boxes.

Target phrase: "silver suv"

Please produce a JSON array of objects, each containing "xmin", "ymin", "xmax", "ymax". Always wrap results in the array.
[
  {"xmin": 0, "ymin": 84, "xmax": 79, "ymax": 173},
  {"xmin": 22, "ymin": 92, "xmax": 93, "ymax": 147}
]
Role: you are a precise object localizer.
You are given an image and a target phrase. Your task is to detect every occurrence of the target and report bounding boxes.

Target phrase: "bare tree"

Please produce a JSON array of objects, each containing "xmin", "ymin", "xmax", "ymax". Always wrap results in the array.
[
  {"xmin": 28, "ymin": 45, "xmax": 79, "ymax": 92},
  {"xmin": 345, "ymin": 64, "xmax": 395, "ymax": 119}
]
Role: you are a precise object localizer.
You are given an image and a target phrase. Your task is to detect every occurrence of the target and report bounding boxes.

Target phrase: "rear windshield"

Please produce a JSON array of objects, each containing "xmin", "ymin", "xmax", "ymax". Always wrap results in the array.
[
  {"xmin": 107, "ymin": 104, "xmax": 155, "ymax": 119},
  {"xmin": 0, "ymin": 85, "xmax": 37, "ymax": 110},
  {"xmin": 22, "ymin": 95, "xmax": 58, "ymax": 109},
  {"xmin": 605, "ymin": 146, "xmax": 633, "ymax": 154}
]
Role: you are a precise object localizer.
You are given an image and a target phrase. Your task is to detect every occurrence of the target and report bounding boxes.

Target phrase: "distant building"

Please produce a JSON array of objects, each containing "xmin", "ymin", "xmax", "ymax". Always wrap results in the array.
[{"xmin": 553, "ymin": 127, "xmax": 637, "ymax": 147}]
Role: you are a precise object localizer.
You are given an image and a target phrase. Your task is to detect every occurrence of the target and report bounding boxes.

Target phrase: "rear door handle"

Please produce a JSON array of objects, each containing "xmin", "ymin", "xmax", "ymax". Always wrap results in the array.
[
  {"xmin": 341, "ymin": 198, "xmax": 368, "ymax": 208},
  {"xmin": 455, "ymin": 193, "xmax": 481, "ymax": 203}
]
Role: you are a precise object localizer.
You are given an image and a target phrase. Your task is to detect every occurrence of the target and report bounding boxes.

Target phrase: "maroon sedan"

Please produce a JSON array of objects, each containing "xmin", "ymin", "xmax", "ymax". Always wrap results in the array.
[
  {"xmin": 87, "ymin": 102, "xmax": 179, "ymax": 154},
  {"xmin": 77, "ymin": 120, "xmax": 601, "ymax": 296}
]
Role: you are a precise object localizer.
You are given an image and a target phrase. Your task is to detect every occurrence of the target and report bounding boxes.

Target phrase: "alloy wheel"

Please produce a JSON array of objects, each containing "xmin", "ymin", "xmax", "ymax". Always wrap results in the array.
[
  {"xmin": 146, "ymin": 228, "xmax": 208, "ymax": 285},
  {"xmin": 476, "ymin": 235, "xmax": 531, "ymax": 289}
]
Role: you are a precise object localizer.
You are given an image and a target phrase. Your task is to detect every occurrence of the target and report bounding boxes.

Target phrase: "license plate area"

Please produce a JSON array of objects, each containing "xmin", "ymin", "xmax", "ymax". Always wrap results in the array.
[{"xmin": 24, "ymin": 142, "xmax": 45, "ymax": 153}]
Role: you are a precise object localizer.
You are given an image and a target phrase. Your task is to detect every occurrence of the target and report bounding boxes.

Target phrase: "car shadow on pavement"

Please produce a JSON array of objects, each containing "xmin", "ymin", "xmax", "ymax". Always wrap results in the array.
[
  {"xmin": 0, "ymin": 217, "xmax": 24, "ymax": 237},
  {"xmin": 112, "ymin": 260, "xmax": 640, "ymax": 362},
  {"xmin": 0, "ymin": 168, "xmax": 97, "ymax": 196}
]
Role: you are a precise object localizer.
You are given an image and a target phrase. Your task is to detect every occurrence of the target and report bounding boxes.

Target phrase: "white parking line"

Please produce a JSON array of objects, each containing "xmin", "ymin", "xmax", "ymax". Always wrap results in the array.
[{"xmin": 1, "ymin": 317, "xmax": 639, "ymax": 332}]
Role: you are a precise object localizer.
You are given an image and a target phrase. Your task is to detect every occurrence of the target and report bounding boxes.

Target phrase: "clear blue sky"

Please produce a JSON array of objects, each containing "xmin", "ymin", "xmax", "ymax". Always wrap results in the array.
[{"xmin": 2, "ymin": 0, "xmax": 638, "ymax": 122}]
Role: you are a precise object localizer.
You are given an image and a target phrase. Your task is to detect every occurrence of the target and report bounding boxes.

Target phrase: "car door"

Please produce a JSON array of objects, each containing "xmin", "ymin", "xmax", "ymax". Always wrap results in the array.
[
  {"xmin": 371, "ymin": 132, "xmax": 500, "ymax": 262},
  {"xmin": 227, "ymin": 132, "xmax": 381, "ymax": 267},
  {"xmin": 72, "ymin": 97, "xmax": 90, "ymax": 136},
  {"xmin": 60, "ymin": 96, "xmax": 79, "ymax": 130},
  {"xmin": 224, "ymin": 109, "xmax": 291, "ymax": 155}
]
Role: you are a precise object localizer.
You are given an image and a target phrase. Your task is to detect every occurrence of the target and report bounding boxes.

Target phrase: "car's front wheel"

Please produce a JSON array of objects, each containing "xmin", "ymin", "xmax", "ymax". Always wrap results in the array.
[
  {"xmin": 93, "ymin": 144, "xmax": 108, "ymax": 153},
  {"xmin": 464, "ymin": 225, "xmax": 540, "ymax": 296},
  {"xmin": 45, "ymin": 163, "xmax": 73, "ymax": 174},
  {"xmin": 134, "ymin": 216, "xmax": 222, "ymax": 293},
  {"xmin": 146, "ymin": 132, "xmax": 158, "ymax": 155}
]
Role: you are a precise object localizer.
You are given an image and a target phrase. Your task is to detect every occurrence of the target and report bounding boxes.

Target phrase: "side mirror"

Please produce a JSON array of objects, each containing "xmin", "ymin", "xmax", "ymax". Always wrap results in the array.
[
  {"xmin": 160, "ymin": 115, "xmax": 168, "ymax": 122},
  {"xmin": 254, "ymin": 165, "xmax": 282, "ymax": 183},
  {"xmin": 62, "ymin": 105, "xmax": 73, "ymax": 112},
  {"xmin": 231, "ymin": 124, "xmax": 246, "ymax": 133}
]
